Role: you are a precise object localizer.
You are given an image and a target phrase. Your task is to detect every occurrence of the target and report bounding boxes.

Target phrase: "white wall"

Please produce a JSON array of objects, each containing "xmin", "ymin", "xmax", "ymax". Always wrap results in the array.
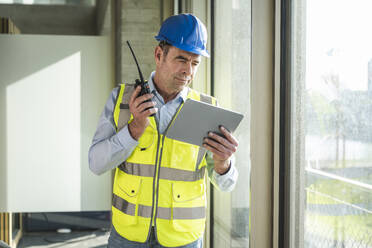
[{"xmin": 0, "ymin": 34, "xmax": 113, "ymax": 212}]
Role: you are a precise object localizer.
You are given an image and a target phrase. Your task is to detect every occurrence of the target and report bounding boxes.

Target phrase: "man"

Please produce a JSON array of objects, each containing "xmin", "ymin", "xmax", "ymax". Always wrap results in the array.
[{"xmin": 89, "ymin": 14, "xmax": 239, "ymax": 248}]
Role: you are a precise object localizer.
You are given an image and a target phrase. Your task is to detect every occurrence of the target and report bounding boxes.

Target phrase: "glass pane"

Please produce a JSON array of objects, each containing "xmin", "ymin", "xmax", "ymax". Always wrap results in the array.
[
  {"xmin": 213, "ymin": 0, "xmax": 251, "ymax": 247},
  {"xmin": 291, "ymin": 0, "xmax": 372, "ymax": 247}
]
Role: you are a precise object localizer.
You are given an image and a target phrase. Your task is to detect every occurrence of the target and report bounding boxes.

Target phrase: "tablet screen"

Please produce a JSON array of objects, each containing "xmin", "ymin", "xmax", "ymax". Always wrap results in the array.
[{"xmin": 166, "ymin": 99, "xmax": 244, "ymax": 147}]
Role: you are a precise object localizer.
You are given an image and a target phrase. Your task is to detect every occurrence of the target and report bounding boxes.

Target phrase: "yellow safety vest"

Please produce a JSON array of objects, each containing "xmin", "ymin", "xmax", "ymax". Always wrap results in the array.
[{"xmin": 111, "ymin": 83, "xmax": 217, "ymax": 247}]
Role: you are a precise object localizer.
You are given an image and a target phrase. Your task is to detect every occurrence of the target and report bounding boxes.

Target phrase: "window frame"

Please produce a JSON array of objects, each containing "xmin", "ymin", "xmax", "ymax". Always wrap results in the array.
[
  {"xmin": 279, "ymin": 0, "xmax": 293, "ymax": 247},
  {"xmin": 279, "ymin": 0, "xmax": 308, "ymax": 247},
  {"xmin": 176, "ymin": 0, "xmax": 278, "ymax": 247},
  {"xmin": 250, "ymin": 0, "xmax": 276, "ymax": 247}
]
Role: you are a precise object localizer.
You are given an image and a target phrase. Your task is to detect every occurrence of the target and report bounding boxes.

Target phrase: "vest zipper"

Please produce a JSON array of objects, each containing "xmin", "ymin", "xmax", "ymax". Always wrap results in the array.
[
  {"xmin": 147, "ymin": 116, "xmax": 161, "ymax": 242},
  {"xmin": 152, "ymin": 102, "xmax": 185, "ymax": 242}
]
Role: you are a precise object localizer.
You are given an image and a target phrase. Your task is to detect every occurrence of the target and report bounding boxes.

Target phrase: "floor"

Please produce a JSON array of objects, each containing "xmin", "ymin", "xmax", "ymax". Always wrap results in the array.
[{"xmin": 17, "ymin": 230, "xmax": 110, "ymax": 248}]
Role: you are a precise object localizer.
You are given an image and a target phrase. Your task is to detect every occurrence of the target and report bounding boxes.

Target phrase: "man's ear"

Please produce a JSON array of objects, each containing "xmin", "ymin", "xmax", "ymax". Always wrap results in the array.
[{"xmin": 154, "ymin": 46, "xmax": 163, "ymax": 64}]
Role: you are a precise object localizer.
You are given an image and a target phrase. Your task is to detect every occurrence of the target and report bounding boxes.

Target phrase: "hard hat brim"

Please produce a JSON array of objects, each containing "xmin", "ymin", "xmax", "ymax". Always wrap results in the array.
[{"xmin": 155, "ymin": 35, "xmax": 210, "ymax": 58}]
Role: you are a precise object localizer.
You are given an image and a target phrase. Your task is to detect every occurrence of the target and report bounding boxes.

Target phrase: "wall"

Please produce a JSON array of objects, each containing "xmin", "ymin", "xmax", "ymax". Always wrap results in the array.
[
  {"xmin": 121, "ymin": 0, "xmax": 162, "ymax": 84},
  {"xmin": 96, "ymin": 0, "xmax": 110, "ymax": 36},
  {"xmin": 0, "ymin": 34, "xmax": 113, "ymax": 212}
]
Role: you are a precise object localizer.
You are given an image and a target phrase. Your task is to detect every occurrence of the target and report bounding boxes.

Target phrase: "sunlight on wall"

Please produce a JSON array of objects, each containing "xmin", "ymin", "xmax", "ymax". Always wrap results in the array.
[{"xmin": 6, "ymin": 52, "xmax": 81, "ymax": 212}]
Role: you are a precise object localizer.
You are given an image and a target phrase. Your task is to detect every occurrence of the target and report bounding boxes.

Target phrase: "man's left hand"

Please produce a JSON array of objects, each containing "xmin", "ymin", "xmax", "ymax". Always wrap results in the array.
[{"xmin": 203, "ymin": 126, "xmax": 239, "ymax": 175}]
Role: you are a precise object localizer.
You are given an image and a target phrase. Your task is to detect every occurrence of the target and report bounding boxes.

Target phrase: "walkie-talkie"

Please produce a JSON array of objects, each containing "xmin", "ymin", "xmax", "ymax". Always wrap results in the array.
[{"xmin": 126, "ymin": 40, "xmax": 155, "ymax": 116}]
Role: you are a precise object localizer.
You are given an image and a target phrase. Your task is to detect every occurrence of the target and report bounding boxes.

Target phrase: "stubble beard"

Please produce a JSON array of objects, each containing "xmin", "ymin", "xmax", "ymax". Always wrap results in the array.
[{"xmin": 172, "ymin": 78, "xmax": 191, "ymax": 93}]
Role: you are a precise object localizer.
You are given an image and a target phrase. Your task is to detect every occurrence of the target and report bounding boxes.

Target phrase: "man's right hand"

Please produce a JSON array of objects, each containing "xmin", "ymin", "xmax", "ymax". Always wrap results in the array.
[{"xmin": 128, "ymin": 86, "xmax": 158, "ymax": 140}]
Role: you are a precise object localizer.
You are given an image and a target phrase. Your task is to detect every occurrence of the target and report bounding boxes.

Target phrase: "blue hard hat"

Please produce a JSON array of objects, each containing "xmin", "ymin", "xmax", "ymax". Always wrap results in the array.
[{"xmin": 155, "ymin": 14, "xmax": 209, "ymax": 57}]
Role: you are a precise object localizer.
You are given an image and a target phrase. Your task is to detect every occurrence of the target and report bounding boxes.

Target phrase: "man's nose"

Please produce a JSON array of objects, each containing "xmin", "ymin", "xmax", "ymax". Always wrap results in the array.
[{"xmin": 182, "ymin": 62, "xmax": 192, "ymax": 76}]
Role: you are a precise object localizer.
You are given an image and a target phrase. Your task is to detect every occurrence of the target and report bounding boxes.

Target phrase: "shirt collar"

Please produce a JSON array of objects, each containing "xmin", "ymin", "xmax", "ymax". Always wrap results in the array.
[{"xmin": 148, "ymin": 71, "xmax": 188, "ymax": 103}]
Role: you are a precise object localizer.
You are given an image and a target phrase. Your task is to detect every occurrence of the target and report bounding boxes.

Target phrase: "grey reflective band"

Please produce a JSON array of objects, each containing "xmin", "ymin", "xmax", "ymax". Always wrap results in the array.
[
  {"xmin": 157, "ymin": 206, "xmax": 171, "ymax": 220},
  {"xmin": 120, "ymin": 162, "xmax": 154, "ymax": 177},
  {"xmin": 159, "ymin": 166, "xmax": 205, "ymax": 181},
  {"xmin": 196, "ymin": 148, "xmax": 207, "ymax": 170},
  {"xmin": 112, "ymin": 193, "xmax": 136, "ymax": 216},
  {"xmin": 112, "ymin": 194, "xmax": 206, "ymax": 220},
  {"xmin": 122, "ymin": 84, "xmax": 135, "ymax": 103},
  {"xmin": 138, "ymin": 204, "xmax": 152, "ymax": 218},
  {"xmin": 117, "ymin": 84, "xmax": 135, "ymax": 131},
  {"xmin": 199, "ymin": 93, "xmax": 212, "ymax": 104},
  {"xmin": 119, "ymin": 162, "xmax": 206, "ymax": 182},
  {"xmin": 173, "ymin": 206, "xmax": 206, "ymax": 219},
  {"xmin": 157, "ymin": 206, "xmax": 206, "ymax": 220},
  {"xmin": 120, "ymin": 103, "xmax": 129, "ymax": 109}
]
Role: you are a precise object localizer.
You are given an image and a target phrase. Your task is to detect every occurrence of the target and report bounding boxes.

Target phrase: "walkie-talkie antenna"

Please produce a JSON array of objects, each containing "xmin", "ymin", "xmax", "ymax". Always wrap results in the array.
[{"xmin": 126, "ymin": 41, "xmax": 144, "ymax": 83}]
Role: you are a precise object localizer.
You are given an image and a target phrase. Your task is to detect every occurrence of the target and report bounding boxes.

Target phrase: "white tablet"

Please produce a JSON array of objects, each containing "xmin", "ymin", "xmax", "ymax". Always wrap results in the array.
[{"xmin": 166, "ymin": 98, "xmax": 244, "ymax": 147}]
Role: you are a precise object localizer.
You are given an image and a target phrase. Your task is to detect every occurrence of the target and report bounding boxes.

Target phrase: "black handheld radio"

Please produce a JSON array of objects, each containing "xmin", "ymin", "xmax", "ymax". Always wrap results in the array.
[{"xmin": 126, "ymin": 41, "xmax": 155, "ymax": 116}]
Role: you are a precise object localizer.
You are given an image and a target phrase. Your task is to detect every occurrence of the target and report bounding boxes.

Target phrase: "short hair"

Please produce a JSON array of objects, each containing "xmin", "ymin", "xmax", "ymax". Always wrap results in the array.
[{"xmin": 158, "ymin": 40, "xmax": 171, "ymax": 58}]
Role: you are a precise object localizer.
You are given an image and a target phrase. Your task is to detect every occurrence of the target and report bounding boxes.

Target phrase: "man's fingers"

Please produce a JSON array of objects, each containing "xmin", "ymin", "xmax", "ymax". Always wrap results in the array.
[
  {"xmin": 203, "ymin": 138, "xmax": 234, "ymax": 162},
  {"xmin": 219, "ymin": 126, "xmax": 239, "ymax": 147},
  {"xmin": 129, "ymin": 86, "xmax": 142, "ymax": 105},
  {"xmin": 203, "ymin": 142, "xmax": 225, "ymax": 158},
  {"xmin": 133, "ymin": 93, "xmax": 154, "ymax": 109},
  {"xmin": 137, "ymin": 106, "xmax": 158, "ymax": 119},
  {"xmin": 204, "ymin": 137, "xmax": 227, "ymax": 153},
  {"xmin": 144, "ymin": 107, "xmax": 158, "ymax": 116},
  {"xmin": 137, "ymin": 101, "xmax": 157, "ymax": 113},
  {"xmin": 207, "ymin": 132, "xmax": 237, "ymax": 152}
]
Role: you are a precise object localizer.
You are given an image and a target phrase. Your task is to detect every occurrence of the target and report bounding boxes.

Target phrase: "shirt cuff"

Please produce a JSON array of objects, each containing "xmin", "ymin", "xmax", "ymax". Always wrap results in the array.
[
  {"xmin": 115, "ymin": 124, "xmax": 139, "ymax": 149},
  {"xmin": 213, "ymin": 161, "xmax": 236, "ymax": 180},
  {"xmin": 211, "ymin": 159, "xmax": 238, "ymax": 192}
]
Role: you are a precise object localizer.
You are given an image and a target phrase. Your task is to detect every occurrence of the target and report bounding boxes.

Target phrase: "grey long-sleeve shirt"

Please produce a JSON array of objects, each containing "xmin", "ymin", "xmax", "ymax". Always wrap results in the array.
[{"xmin": 88, "ymin": 72, "xmax": 238, "ymax": 191}]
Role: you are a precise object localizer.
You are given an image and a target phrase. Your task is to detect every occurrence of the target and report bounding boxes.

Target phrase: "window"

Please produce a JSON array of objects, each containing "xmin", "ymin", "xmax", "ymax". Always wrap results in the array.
[
  {"xmin": 212, "ymin": 0, "xmax": 251, "ymax": 247},
  {"xmin": 286, "ymin": 0, "xmax": 372, "ymax": 247}
]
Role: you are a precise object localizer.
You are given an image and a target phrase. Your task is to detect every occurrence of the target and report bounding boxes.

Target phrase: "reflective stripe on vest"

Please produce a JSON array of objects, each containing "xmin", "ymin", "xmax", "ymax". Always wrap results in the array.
[
  {"xmin": 196, "ymin": 147, "xmax": 207, "ymax": 170},
  {"xmin": 118, "ymin": 143, "xmax": 207, "ymax": 178},
  {"xmin": 199, "ymin": 93, "xmax": 212, "ymax": 104},
  {"xmin": 113, "ymin": 194, "xmax": 205, "ymax": 220},
  {"xmin": 119, "ymin": 162, "xmax": 206, "ymax": 181},
  {"xmin": 117, "ymin": 84, "xmax": 135, "ymax": 130}
]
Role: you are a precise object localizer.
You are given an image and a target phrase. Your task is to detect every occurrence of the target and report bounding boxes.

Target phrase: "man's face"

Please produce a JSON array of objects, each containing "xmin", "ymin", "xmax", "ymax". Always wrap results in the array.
[{"xmin": 154, "ymin": 46, "xmax": 201, "ymax": 94}]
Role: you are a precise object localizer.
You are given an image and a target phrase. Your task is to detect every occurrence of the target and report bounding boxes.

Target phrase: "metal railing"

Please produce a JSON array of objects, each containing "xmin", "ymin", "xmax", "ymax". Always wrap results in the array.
[{"xmin": 305, "ymin": 167, "xmax": 372, "ymax": 248}]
